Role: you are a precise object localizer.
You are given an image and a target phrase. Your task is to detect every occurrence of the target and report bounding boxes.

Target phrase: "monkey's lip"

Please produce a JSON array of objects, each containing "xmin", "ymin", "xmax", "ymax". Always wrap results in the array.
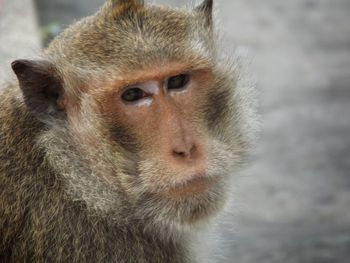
[{"xmin": 162, "ymin": 176, "xmax": 216, "ymax": 197}]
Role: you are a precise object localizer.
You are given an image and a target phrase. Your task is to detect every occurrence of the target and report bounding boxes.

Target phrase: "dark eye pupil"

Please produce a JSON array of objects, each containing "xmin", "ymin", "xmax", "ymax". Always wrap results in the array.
[
  {"xmin": 167, "ymin": 74, "xmax": 190, "ymax": 90},
  {"xmin": 121, "ymin": 88, "xmax": 145, "ymax": 102}
]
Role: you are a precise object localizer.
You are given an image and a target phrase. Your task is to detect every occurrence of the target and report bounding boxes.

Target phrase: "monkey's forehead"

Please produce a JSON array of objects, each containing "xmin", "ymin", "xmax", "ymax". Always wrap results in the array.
[{"xmin": 45, "ymin": 4, "xmax": 213, "ymax": 72}]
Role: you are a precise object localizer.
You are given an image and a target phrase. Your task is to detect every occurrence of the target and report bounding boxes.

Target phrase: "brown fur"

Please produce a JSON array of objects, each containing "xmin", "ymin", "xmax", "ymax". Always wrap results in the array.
[
  {"xmin": 0, "ymin": 0, "xmax": 256, "ymax": 262},
  {"xmin": 0, "ymin": 87, "xmax": 187, "ymax": 262}
]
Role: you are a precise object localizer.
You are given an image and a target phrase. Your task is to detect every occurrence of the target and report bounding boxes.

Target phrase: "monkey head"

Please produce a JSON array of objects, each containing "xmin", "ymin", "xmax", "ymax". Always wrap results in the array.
[{"xmin": 11, "ymin": 0, "xmax": 255, "ymax": 235}]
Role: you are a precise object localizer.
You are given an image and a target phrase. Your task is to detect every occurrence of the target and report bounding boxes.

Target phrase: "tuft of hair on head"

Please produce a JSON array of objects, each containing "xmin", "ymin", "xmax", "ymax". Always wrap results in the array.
[
  {"xmin": 108, "ymin": 0, "xmax": 145, "ymax": 18},
  {"xmin": 195, "ymin": 0, "xmax": 214, "ymax": 28}
]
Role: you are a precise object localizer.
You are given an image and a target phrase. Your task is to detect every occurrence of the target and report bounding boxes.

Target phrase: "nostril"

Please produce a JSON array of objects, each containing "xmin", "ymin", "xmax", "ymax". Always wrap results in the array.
[
  {"xmin": 172, "ymin": 144, "xmax": 196, "ymax": 160},
  {"xmin": 189, "ymin": 144, "xmax": 197, "ymax": 156},
  {"xmin": 173, "ymin": 150, "xmax": 188, "ymax": 158}
]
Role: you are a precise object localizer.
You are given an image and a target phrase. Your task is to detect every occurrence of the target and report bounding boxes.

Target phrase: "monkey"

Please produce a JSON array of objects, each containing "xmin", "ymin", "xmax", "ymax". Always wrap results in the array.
[{"xmin": 0, "ymin": 0, "xmax": 256, "ymax": 262}]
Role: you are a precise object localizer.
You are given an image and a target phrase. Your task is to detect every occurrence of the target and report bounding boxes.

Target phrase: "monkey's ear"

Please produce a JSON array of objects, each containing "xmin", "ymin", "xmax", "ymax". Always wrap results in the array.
[
  {"xmin": 11, "ymin": 59, "xmax": 65, "ymax": 120},
  {"xmin": 195, "ymin": 0, "xmax": 213, "ymax": 28}
]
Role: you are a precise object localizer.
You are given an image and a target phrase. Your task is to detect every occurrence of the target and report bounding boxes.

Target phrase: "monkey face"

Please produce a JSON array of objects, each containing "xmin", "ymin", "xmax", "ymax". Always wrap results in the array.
[
  {"xmin": 65, "ymin": 61, "xmax": 241, "ymax": 228},
  {"xmin": 15, "ymin": 0, "xmax": 254, "ymax": 234}
]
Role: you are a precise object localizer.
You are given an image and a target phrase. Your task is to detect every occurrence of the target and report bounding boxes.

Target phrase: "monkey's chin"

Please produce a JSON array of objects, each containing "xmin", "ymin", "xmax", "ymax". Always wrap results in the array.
[{"xmin": 148, "ymin": 175, "xmax": 226, "ymax": 226}]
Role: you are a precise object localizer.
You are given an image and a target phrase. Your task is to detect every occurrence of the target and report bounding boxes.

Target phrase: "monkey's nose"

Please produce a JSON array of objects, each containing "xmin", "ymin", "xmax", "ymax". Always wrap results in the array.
[{"xmin": 172, "ymin": 142, "xmax": 197, "ymax": 161}]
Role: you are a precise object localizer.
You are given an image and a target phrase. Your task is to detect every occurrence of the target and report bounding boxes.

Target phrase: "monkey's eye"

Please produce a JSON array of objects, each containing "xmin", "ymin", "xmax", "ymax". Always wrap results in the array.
[
  {"xmin": 167, "ymin": 74, "xmax": 190, "ymax": 91},
  {"xmin": 121, "ymin": 87, "xmax": 147, "ymax": 102}
]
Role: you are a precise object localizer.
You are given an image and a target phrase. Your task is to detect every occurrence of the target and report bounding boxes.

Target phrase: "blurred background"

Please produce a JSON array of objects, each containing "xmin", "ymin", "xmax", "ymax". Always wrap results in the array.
[{"xmin": 1, "ymin": 0, "xmax": 350, "ymax": 262}]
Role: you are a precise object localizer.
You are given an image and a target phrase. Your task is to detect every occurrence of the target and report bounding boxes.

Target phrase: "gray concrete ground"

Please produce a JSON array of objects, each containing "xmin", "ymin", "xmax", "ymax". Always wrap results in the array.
[
  {"xmin": 0, "ymin": 0, "xmax": 41, "ymax": 85},
  {"xmin": 2, "ymin": 0, "xmax": 350, "ymax": 262},
  {"xmin": 222, "ymin": 1, "xmax": 350, "ymax": 262}
]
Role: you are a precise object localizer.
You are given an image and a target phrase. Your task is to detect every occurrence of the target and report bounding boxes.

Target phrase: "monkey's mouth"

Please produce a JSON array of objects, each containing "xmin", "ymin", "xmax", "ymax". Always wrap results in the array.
[{"xmin": 161, "ymin": 176, "xmax": 216, "ymax": 198}]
